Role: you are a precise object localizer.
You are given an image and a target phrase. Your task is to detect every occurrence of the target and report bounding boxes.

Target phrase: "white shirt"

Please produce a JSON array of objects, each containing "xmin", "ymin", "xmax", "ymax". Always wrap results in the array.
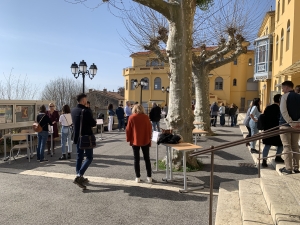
[
  {"xmin": 219, "ymin": 106, "xmax": 225, "ymax": 114},
  {"xmin": 59, "ymin": 113, "xmax": 72, "ymax": 126}
]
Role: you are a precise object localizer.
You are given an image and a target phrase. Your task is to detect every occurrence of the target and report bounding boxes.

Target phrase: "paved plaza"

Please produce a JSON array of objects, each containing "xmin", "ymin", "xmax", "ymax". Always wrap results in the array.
[{"xmin": 0, "ymin": 120, "xmax": 258, "ymax": 225}]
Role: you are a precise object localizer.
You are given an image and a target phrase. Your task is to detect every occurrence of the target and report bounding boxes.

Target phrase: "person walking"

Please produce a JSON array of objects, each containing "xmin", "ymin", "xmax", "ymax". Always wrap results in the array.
[
  {"xmin": 126, "ymin": 104, "xmax": 152, "ymax": 183},
  {"xmin": 46, "ymin": 103, "xmax": 59, "ymax": 155},
  {"xmin": 279, "ymin": 81, "xmax": 300, "ymax": 174},
  {"xmin": 249, "ymin": 98, "xmax": 261, "ymax": 154},
  {"xmin": 36, "ymin": 105, "xmax": 52, "ymax": 163},
  {"xmin": 59, "ymin": 104, "xmax": 73, "ymax": 160},
  {"xmin": 210, "ymin": 102, "xmax": 219, "ymax": 127},
  {"xmin": 124, "ymin": 101, "xmax": 132, "ymax": 127},
  {"xmin": 228, "ymin": 103, "xmax": 237, "ymax": 127},
  {"xmin": 116, "ymin": 104, "xmax": 125, "ymax": 131},
  {"xmin": 233, "ymin": 104, "xmax": 239, "ymax": 126},
  {"xmin": 219, "ymin": 103, "xmax": 225, "ymax": 126},
  {"xmin": 162, "ymin": 104, "xmax": 168, "ymax": 118},
  {"xmin": 107, "ymin": 103, "xmax": 115, "ymax": 132},
  {"xmin": 71, "ymin": 93, "xmax": 96, "ymax": 189},
  {"xmin": 243, "ymin": 101, "xmax": 253, "ymax": 147},
  {"xmin": 261, "ymin": 94, "xmax": 284, "ymax": 167},
  {"xmin": 149, "ymin": 102, "xmax": 161, "ymax": 131}
]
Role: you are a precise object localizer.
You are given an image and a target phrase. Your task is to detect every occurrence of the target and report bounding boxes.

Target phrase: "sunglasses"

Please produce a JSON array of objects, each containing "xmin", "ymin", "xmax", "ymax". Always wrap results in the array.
[{"xmin": 50, "ymin": 106, "xmax": 54, "ymax": 107}]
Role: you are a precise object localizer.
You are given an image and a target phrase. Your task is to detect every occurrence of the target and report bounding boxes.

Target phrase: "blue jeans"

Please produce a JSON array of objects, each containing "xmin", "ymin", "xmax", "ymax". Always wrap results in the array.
[
  {"xmin": 61, "ymin": 126, "xmax": 72, "ymax": 154},
  {"xmin": 230, "ymin": 115, "xmax": 235, "ymax": 126},
  {"xmin": 220, "ymin": 114, "xmax": 225, "ymax": 126},
  {"xmin": 262, "ymin": 145, "xmax": 283, "ymax": 159},
  {"xmin": 152, "ymin": 121, "xmax": 160, "ymax": 131},
  {"xmin": 76, "ymin": 142, "xmax": 93, "ymax": 176},
  {"xmin": 118, "ymin": 118, "xmax": 125, "ymax": 130},
  {"xmin": 249, "ymin": 119, "xmax": 258, "ymax": 149},
  {"xmin": 37, "ymin": 131, "xmax": 48, "ymax": 161}
]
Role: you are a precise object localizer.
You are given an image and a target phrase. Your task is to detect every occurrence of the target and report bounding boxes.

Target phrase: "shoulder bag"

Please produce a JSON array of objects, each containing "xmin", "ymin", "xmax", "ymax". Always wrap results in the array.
[
  {"xmin": 78, "ymin": 109, "xmax": 96, "ymax": 149},
  {"xmin": 33, "ymin": 114, "xmax": 46, "ymax": 132}
]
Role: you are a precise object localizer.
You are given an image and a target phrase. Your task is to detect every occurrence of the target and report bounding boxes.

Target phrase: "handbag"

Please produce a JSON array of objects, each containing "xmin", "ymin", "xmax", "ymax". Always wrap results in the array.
[
  {"xmin": 78, "ymin": 109, "xmax": 96, "ymax": 149},
  {"xmin": 33, "ymin": 114, "xmax": 46, "ymax": 132}
]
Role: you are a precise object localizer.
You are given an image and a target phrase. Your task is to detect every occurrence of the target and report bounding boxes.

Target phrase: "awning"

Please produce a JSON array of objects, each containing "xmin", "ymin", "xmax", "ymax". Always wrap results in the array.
[{"xmin": 276, "ymin": 60, "xmax": 300, "ymax": 77}]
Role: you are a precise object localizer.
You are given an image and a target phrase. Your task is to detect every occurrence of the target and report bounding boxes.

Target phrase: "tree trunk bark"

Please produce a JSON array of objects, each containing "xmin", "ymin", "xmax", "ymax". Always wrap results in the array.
[
  {"xmin": 164, "ymin": 1, "xmax": 199, "ymax": 169},
  {"xmin": 193, "ymin": 66, "xmax": 213, "ymax": 134}
]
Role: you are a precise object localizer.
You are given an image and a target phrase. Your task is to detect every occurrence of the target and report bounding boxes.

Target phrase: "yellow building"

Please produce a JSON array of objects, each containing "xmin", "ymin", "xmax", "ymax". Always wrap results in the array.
[
  {"xmin": 255, "ymin": 0, "xmax": 300, "ymax": 109},
  {"xmin": 123, "ymin": 50, "xmax": 258, "ymax": 112}
]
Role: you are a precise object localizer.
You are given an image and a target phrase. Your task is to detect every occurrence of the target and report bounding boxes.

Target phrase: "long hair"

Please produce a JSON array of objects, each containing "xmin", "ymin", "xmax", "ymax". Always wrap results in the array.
[
  {"xmin": 132, "ymin": 104, "xmax": 145, "ymax": 114},
  {"xmin": 62, "ymin": 105, "xmax": 71, "ymax": 114},
  {"xmin": 107, "ymin": 103, "xmax": 113, "ymax": 110},
  {"xmin": 252, "ymin": 98, "xmax": 261, "ymax": 112}
]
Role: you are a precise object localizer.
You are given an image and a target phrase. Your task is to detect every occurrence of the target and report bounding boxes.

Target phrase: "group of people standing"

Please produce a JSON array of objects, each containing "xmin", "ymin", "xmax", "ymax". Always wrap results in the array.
[
  {"xmin": 210, "ymin": 102, "xmax": 239, "ymax": 127},
  {"xmin": 244, "ymin": 81, "xmax": 300, "ymax": 174}
]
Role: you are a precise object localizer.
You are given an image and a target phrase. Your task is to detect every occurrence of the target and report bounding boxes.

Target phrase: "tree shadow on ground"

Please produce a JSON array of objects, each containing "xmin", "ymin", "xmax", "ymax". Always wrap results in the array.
[
  {"xmin": 82, "ymin": 183, "xmax": 208, "ymax": 202},
  {"xmin": 200, "ymin": 163, "xmax": 257, "ymax": 175}
]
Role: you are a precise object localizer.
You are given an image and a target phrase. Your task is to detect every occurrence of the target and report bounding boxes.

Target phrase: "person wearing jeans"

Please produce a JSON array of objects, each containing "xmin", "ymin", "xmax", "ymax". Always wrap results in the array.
[
  {"xmin": 71, "ymin": 93, "xmax": 97, "ymax": 189},
  {"xmin": 116, "ymin": 104, "xmax": 125, "ymax": 131},
  {"xmin": 126, "ymin": 104, "xmax": 152, "ymax": 183},
  {"xmin": 59, "ymin": 105, "xmax": 73, "ymax": 160},
  {"xmin": 249, "ymin": 98, "xmax": 261, "ymax": 154},
  {"xmin": 149, "ymin": 102, "xmax": 161, "ymax": 131},
  {"xmin": 36, "ymin": 105, "xmax": 52, "ymax": 163},
  {"xmin": 219, "ymin": 103, "xmax": 225, "ymax": 126}
]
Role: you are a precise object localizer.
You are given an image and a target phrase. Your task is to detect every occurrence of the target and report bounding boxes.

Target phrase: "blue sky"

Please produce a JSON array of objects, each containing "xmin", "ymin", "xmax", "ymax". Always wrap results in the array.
[
  {"xmin": 0, "ymin": 0, "xmax": 273, "ymax": 98},
  {"xmin": 0, "ymin": 0, "xmax": 131, "ymax": 95}
]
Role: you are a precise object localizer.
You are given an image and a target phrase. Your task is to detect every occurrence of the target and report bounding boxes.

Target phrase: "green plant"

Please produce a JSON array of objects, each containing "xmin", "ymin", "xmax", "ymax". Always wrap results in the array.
[{"xmin": 154, "ymin": 159, "xmax": 203, "ymax": 172}]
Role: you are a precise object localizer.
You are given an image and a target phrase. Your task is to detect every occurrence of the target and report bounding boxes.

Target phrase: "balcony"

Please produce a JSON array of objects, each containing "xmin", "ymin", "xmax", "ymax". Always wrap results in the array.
[{"xmin": 123, "ymin": 66, "xmax": 169, "ymax": 75}]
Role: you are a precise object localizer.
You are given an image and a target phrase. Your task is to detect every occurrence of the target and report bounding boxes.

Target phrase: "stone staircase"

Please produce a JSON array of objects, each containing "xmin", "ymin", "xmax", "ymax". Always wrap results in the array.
[{"xmin": 215, "ymin": 114, "xmax": 300, "ymax": 225}]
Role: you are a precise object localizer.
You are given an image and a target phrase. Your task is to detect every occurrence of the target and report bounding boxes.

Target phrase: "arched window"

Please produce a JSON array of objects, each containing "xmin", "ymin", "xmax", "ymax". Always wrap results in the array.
[
  {"xmin": 277, "ymin": 1, "xmax": 280, "ymax": 21},
  {"xmin": 233, "ymin": 79, "xmax": 237, "ymax": 86},
  {"xmin": 280, "ymin": 28, "xmax": 284, "ymax": 65},
  {"xmin": 154, "ymin": 77, "xmax": 161, "ymax": 90},
  {"xmin": 143, "ymin": 77, "xmax": 149, "ymax": 90},
  {"xmin": 126, "ymin": 80, "xmax": 128, "ymax": 90},
  {"xmin": 246, "ymin": 78, "xmax": 258, "ymax": 91},
  {"xmin": 286, "ymin": 20, "xmax": 290, "ymax": 51},
  {"xmin": 276, "ymin": 35, "xmax": 279, "ymax": 60},
  {"xmin": 282, "ymin": 0, "xmax": 285, "ymax": 14},
  {"xmin": 131, "ymin": 79, "xmax": 135, "ymax": 90},
  {"xmin": 215, "ymin": 77, "xmax": 223, "ymax": 90},
  {"xmin": 248, "ymin": 58, "xmax": 252, "ymax": 66},
  {"xmin": 151, "ymin": 59, "xmax": 159, "ymax": 66}
]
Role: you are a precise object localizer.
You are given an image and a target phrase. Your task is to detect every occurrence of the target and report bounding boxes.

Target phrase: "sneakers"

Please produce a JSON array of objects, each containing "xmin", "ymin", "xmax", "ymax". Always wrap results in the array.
[
  {"xmin": 147, "ymin": 177, "xmax": 152, "ymax": 183},
  {"xmin": 59, "ymin": 154, "xmax": 66, "ymax": 160},
  {"xmin": 67, "ymin": 153, "xmax": 71, "ymax": 159},
  {"xmin": 40, "ymin": 159, "xmax": 49, "ymax": 163},
  {"xmin": 275, "ymin": 156, "xmax": 284, "ymax": 163},
  {"xmin": 294, "ymin": 169, "xmax": 300, "ymax": 173},
  {"xmin": 251, "ymin": 148, "xmax": 259, "ymax": 154},
  {"xmin": 73, "ymin": 176, "xmax": 87, "ymax": 189},
  {"xmin": 262, "ymin": 159, "xmax": 268, "ymax": 168},
  {"xmin": 135, "ymin": 178, "xmax": 140, "ymax": 183},
  {"xmin": 279, "ymin": 167, "xmax": 292, "ymax": 175}
]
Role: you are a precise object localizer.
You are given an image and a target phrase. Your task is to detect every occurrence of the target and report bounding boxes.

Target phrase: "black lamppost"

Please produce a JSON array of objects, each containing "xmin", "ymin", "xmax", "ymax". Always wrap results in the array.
[
  {"xmin": 134, "ymin": 78, "xmax": 148, "ymax": 104},
  {"xmin": 71, "ymin": 60, "xmax": 97, "ymax": 94},
  {"xmin": 161, "ymin": 86, "xmax": 169, "ymax": 105}
]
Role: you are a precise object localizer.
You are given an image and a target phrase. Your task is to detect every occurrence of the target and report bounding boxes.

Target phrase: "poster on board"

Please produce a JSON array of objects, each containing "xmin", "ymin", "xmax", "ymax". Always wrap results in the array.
[{"xmin": 21, "ymin": 106, "xmax": 29, "ymax": 118}]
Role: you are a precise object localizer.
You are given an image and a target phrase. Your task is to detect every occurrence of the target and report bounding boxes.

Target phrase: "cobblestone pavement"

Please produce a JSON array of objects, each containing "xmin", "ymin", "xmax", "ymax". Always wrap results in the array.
[{"xmin": 0, "ymin": 119, "xmax": 258, "ymax": 225}]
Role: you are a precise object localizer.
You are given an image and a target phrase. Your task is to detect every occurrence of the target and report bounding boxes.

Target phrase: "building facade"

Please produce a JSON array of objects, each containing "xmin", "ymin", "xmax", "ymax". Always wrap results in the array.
[
  {"xmin": 123, "ymin": 50, "xmax": 258, "ymax": 112},
  {"xmin": 254, "ymin": 0, "xmax": 300, "ymax": 109}
]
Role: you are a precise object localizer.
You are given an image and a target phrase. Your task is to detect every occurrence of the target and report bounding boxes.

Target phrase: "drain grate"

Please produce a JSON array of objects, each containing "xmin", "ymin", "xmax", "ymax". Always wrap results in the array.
[{"xmin": 239, "ymin": 163, "xmax": 256, "ymax": 168}]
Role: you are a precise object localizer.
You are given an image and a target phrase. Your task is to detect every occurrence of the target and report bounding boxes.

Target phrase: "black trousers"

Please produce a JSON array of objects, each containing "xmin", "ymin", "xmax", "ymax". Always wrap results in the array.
[
  {"xmin": 246, "ymin": 126, "xmax": 252, "ymax": 138},
  {"xmin": 132, "ymin": 145, "xmax": 152, "ymax": 178}
]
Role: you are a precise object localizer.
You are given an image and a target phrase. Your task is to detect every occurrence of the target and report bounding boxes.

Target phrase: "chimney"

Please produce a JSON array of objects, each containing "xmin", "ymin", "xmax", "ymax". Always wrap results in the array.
[{"xmin": 103, "ymin": 88, "xmax": 107, "ymax": 92}]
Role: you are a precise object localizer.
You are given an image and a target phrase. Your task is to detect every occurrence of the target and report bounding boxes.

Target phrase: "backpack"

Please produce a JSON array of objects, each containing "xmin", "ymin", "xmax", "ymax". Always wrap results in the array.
[{"xmin": 257, "ymin": 114, "xmax": 265, "ymax": 130}]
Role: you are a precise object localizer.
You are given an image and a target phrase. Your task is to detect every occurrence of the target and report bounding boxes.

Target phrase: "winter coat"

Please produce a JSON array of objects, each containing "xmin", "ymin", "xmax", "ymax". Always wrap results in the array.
[
  {"xmin": 262, "ymin": 104, "xmax": 283, "ymax": 146},
  {"xmin": 149, "ymin": 106, "xmax": 161, "ymax": 122}
]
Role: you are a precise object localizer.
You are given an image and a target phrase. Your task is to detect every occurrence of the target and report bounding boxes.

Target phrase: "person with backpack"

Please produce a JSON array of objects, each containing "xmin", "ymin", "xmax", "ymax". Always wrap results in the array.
[
  {"xmin": 249, "ymin": 98, "xmax": 261, "ymax": 154},
  {"xmin": 261, "ymin": 94, "xmax": 284, "ymax": 167}
]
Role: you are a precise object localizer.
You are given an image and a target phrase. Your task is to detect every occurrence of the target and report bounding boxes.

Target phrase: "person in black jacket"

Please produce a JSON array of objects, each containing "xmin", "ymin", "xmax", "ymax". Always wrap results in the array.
[
  {"xmin": 228, "ymin": 103, "xmax": 237, "ymax": 127},
  {"xmin": 149, "ymin": 102, "xmax": 161, "ymax": 131},
  {"xmin": 36, "ymin": 105, "xmax": 52, "ymax": 163},
  {"xmin": 71, "ymin": 93, "xmax": 97, "ymax": 189},
  {"xmin": 261, "ymin": 94, "xmax": 283, "ymax": 167},
  {"xmin": 115, "ymin": 104, "xmax": 125, "ymax": 131}
]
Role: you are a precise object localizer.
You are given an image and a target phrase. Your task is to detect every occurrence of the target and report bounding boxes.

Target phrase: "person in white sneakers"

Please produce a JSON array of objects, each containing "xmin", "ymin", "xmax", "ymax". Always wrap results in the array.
[{"xmin": 126, "ymin": 104, "xmax": 153, "ymax": 183}]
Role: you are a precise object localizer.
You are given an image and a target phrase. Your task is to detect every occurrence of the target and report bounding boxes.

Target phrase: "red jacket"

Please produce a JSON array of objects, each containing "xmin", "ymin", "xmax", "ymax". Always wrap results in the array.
[{"xmin": 126, "ymin": 113, "xmax": 152, "ymax": 147}]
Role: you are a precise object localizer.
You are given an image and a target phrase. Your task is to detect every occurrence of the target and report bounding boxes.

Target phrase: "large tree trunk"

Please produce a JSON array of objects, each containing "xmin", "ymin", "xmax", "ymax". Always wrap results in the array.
[
  {"xmin": 164, "ymin": 0, "xmax": 199, "ymax": 169},
  {"xmin": 193, "ymin": 66, "xmax": 213, "ymax": 134}
]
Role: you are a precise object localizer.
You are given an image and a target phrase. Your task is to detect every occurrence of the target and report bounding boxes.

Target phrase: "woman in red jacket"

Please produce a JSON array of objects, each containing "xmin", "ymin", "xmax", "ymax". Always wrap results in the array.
[{"xmin": 126, "ymin": 104, "xmax": 152, "ymax": 183}]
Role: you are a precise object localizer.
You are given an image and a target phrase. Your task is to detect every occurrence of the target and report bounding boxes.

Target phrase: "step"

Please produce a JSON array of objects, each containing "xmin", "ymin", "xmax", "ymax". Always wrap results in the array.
[
  {"xmin": 260, "ymin": 175, "xmax": 300, "ymax": 225},
  {"xmin": 215, "ymin": 181, "xmax": 242, "ymax": 225},
  {"xmin": 239, "ymin": 178, "xmax": 273, "ymax": 225}
]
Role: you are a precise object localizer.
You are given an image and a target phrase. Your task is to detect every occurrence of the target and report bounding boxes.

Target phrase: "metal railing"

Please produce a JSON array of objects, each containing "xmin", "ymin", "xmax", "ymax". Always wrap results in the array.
[{"xmin": 190, "ymin": 124, "xmax": 300, "ymax": 225}]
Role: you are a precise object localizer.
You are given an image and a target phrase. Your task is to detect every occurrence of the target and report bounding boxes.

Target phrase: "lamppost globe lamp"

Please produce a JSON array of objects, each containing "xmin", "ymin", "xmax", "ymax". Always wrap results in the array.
[
  {"xmin": 71, "ymin": 60, "xmax": 97, "ymax": 94},
  {"xmin": 134, "ymin": 78, "xmax": 148, "ymax": 104},
  {"xmin": 161, "ymin": 86, "xmax": 170, "ymax": 105}
]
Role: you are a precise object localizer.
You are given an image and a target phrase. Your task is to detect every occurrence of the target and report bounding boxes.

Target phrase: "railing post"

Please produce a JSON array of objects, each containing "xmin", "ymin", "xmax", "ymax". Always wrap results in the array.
[
  {"xmin": 209, "ymin": 148, "xmax": 214, "ymax": 225},
  {"xmin": 258, "ymin": 138, "xmax": 261, "ymax": 178}
]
